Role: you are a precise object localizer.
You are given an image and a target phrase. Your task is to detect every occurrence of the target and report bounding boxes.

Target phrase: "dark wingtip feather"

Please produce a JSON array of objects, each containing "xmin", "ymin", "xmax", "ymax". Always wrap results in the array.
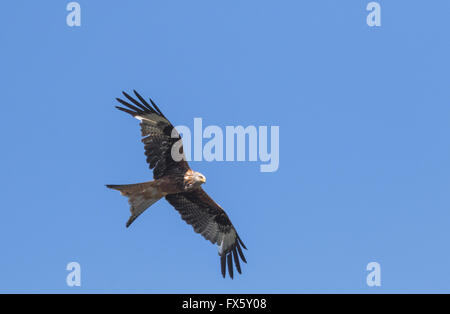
[
  {"xmin": 122, "ymin": 91, "xmax": 151, "ymax": 112},
  {"xmin": 132, "ymin": 90, "xmax": 155, "ymax": 112},
  {"xmin": 236, "ymin": 241, "xmax": 247, "ymax": 264},
  {"xmin": 133, "ymin": 90, "xmax": 145, "ymax": 102},
  {"xmin": 220, "ymin": 254, "xmax": 226, "ymax": 278},
  {"xmin": 115, "ymin": 98, "xmax": 145, "ymax": 115},
  {"xmin": 232, "ymin": 247, "xmax": 242, "ymax": 274},
  {"xmin": 237, "ymin": 235, "xmax": 247, "ymax": 250},
  {"xmin": 149, "ymin": 97, "xmax": 165, "ymax": 117},
  {"xmin": 116, "ymin": 91, "xmax": 167, "ymax": 119},
  {"xmin": 115, "ymin": 106, "xmax": 137, "ymax": 117},
  {"xmin": 227, "ymin": 253, "xmax": 234, "ymax": 279}
]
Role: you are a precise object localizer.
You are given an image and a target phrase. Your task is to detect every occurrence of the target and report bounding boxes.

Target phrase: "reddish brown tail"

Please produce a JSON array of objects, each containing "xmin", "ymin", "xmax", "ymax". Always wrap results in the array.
[{"xmin": 106, "ymin": 181, "xmax": 163, "ymax": 227}]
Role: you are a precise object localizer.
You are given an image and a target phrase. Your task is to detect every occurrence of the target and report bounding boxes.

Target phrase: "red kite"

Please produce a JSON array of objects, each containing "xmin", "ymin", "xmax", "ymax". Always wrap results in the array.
[{"xmin": 107, "ymin": 91, "xmax": 247, "ymax": 279}]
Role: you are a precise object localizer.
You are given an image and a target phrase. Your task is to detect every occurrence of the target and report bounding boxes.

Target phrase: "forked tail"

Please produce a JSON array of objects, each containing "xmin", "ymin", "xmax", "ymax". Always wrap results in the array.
[{"xmin": 106, "ymin": 181, "xmax": 163, "ymax": 227}]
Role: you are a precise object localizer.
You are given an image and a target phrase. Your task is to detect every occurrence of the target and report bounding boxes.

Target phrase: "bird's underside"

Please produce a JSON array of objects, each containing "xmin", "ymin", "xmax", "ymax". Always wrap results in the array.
[{"xmin": 106, "ymin": 90, "xmax": 247, "ymax": 279}]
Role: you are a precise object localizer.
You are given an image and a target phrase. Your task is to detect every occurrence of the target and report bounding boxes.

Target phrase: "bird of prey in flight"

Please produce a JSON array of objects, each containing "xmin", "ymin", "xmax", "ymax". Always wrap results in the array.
[{"xmin": 106, "ymin": 91, "xmax": 247, "ymax": 279}]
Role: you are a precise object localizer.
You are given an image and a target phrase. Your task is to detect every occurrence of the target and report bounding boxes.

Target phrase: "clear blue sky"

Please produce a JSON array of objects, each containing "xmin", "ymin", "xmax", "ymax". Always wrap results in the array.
[{"xmin": 1, "ymin": 1, "xmax": 449, "ymax": 293}]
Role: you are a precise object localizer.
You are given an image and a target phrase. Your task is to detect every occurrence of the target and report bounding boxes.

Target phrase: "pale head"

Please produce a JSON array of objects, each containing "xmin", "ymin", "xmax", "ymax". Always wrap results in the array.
[{"xmin": 184, "ymin": 170, "xmax": 206, "ymax": 190}]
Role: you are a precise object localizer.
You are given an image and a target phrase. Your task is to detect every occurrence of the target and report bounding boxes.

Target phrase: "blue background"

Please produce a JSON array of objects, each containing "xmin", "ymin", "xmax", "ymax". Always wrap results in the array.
[{"xmin": 1, "ymin": 1, "xmax": 449, "ymax": 293}]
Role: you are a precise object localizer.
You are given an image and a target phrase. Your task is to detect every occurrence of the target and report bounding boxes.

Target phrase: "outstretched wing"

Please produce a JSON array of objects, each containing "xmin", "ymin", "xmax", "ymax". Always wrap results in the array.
[
  {"xmin": 165, "ymin": 188, "xmax": 247, "ymax": 279},
  {"xmin": 115, "ymin": 90, "xmax": 190, "ymax": 179}
]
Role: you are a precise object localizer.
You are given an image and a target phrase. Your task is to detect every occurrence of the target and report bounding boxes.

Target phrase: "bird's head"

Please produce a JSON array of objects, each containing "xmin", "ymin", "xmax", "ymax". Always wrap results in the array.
[{"xmin": 184, "ymin": 170, "xmax": 206, "ymax": 190}]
